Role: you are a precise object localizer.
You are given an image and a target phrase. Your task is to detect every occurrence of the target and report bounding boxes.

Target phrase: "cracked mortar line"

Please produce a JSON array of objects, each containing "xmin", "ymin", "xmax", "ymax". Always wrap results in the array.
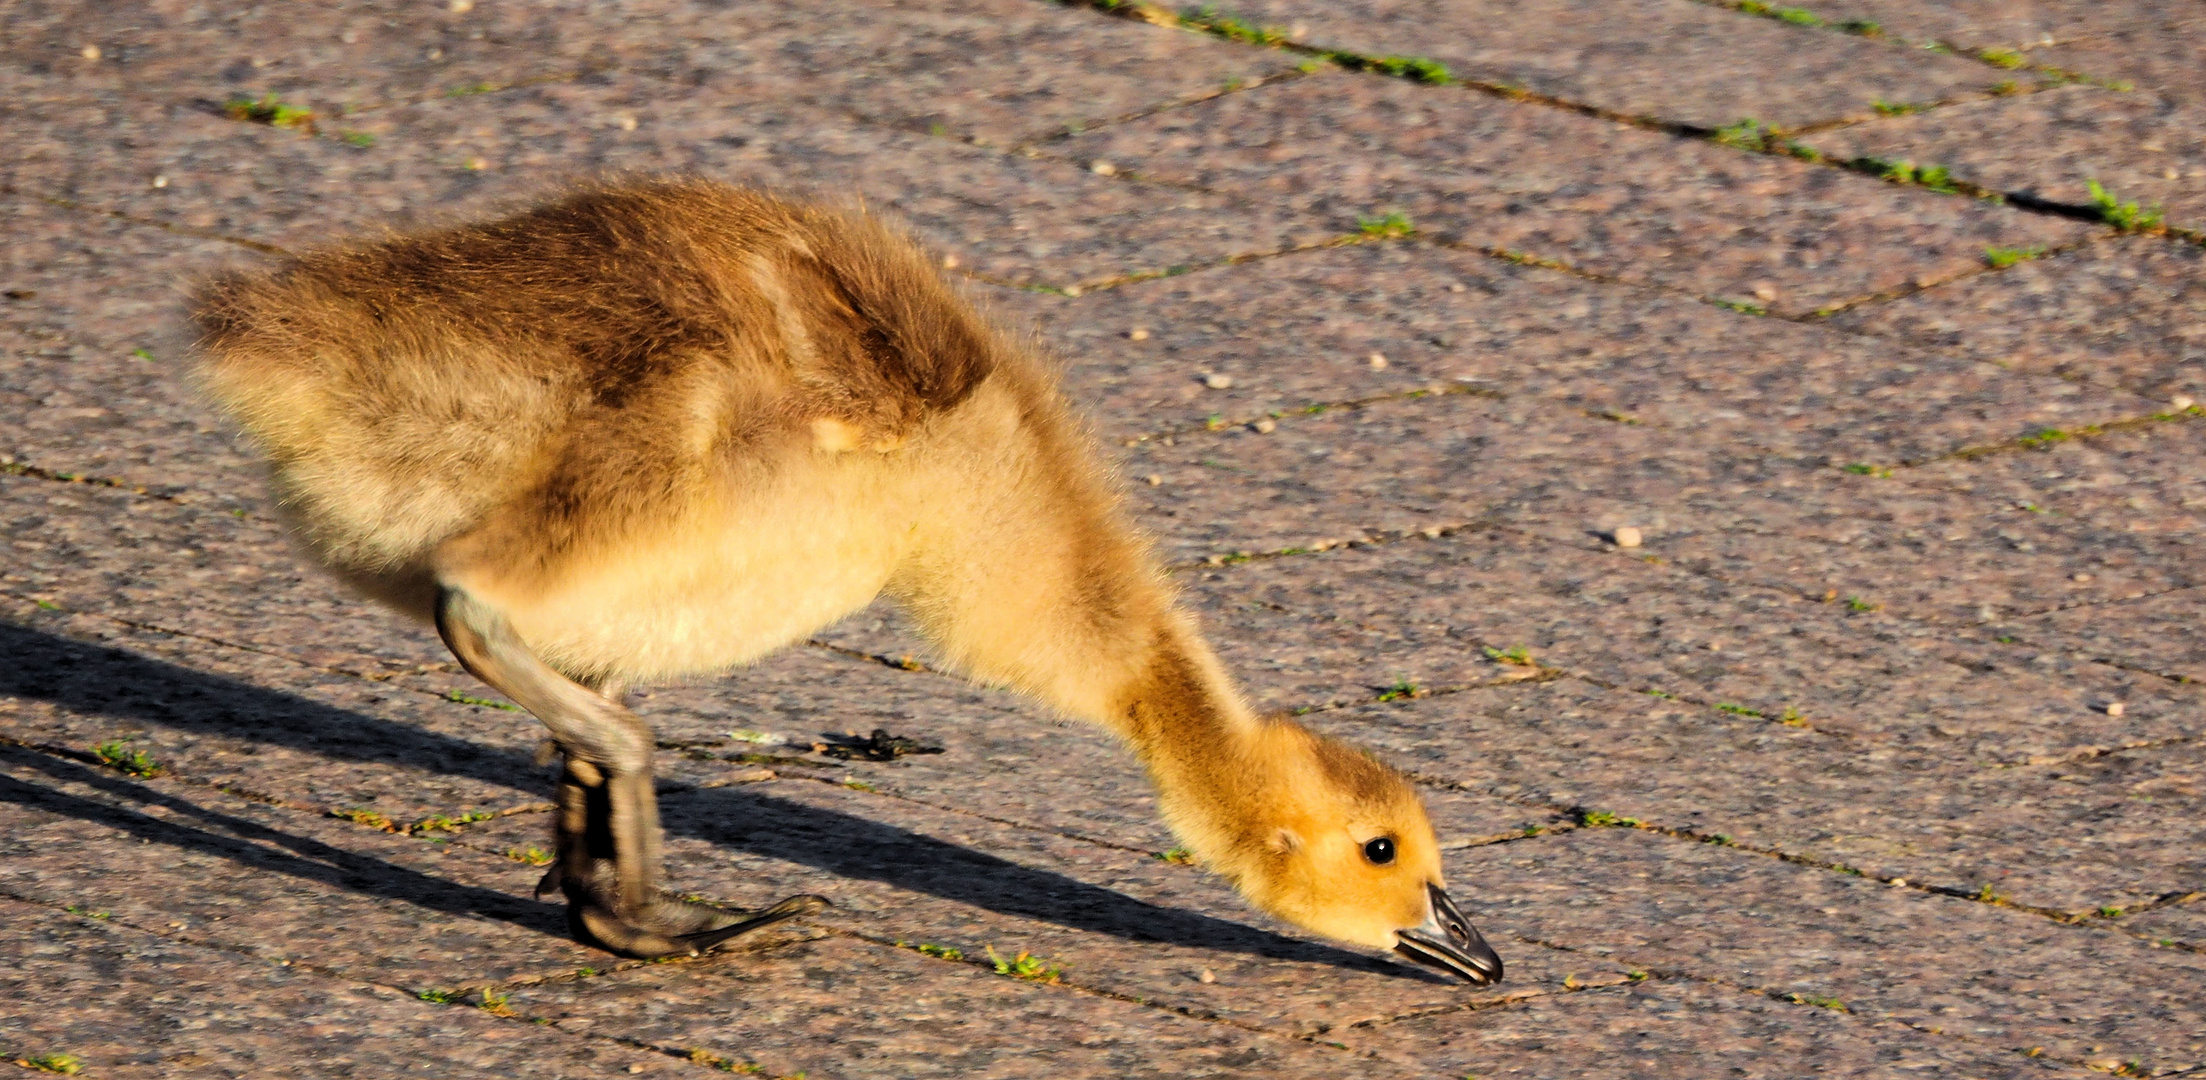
[
  {"xmin": 0, "ymin": 734, "xmax": 1488, "ymax": 1068},
  {"xmin": 21, "ymin": 734, "xmax": 2197, "ymax": 1075},
  {"xmin": 1676, "ymin": 0, "xmax": 2138, "ymax": 87},
  {"xmin": 1411, "ymin": 764, "xmax": 2206, "ymax": 956},
  {"xmin": 0, "ymin": 883, "xmax": 802, "ymax": 1079},
  {"xmin": 10, "ymin": 574, "xmax": 2202, "ymax": 1045}
]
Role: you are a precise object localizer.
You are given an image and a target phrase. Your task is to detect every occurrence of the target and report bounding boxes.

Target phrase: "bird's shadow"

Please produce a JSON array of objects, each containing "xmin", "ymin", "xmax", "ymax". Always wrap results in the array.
[{"xmin": 0, "ymin": 620, "xmax": 1434, "ymax": 981}]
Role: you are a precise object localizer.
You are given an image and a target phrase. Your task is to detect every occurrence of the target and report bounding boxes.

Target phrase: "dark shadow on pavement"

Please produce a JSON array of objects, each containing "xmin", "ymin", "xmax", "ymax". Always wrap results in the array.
[{"xmin": 0, "ymin": 620, "xmax": 1429, "ymax": 979}]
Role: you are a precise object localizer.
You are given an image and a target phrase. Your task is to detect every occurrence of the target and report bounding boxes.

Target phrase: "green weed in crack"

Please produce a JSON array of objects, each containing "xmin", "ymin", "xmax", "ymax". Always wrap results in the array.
[
  {"xmin": 1357, "ymin": 211, "xmax": 1415, "ymax": 238},
  {"xmin": 223, "ymin": 93, "xmax": 315, "ymax": 132},
  {"xmin": 1984, "ymin": 245, "xmax": 2046, "ymax": 268},
  {"xmin": 2087, "ymin": 179, "xmax": 2164, "ymax": 232},
  {"xmin": 1713, "ymin": 118, "xmax": 1771, "ymax": 152},
  {"xmin": 93, "ymin": 739, "xmax": 161, "ymax": 778},
  {"xmin": 20, "ymin": 1054, "xmax": 84, "ymax": 1075},
  {"xmin": 1072, "ymin": 1, "xmax": 1451, "ymax": 86},
  {"xmin": 1853, "ymin": 156, "xmax": 1961, "ymax": 193}
]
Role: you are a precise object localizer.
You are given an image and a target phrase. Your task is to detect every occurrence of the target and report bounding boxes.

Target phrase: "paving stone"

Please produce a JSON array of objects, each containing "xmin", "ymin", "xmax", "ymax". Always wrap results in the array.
[
  {"xmin": 1754, "ymin": 0, "xmax": 2198, "ymax": 54},
  {"xmin": 1828, "ymin": 234, "xmax": 2206, "ymax": 403},
  {"xmin": 1455, "ymin": 827, "xmax": 2206, "ymax": 1074},
  {"xmin": 4, "ymin": 0, "xmax": 1296, "ymax": 147},
  {"xmin": 1796, "ymin": 84, "xmax": 2206, "ymax": 230},
  {"xmin": 2004, "ymin": 585, "xmax": 2206, "ymax": 685},
  {"xmin": 0, "ymin": 635, "xmax": 1613, "ymax": 1044},
  {"xmin": 1331, "ymin": 977, "xmax": 2094, "ymax": 1079},
  {"xmin": 1027, "ymin": 240, "xmax": 2157, "ymax": 452},
  {"xmin": 1304, "ymin": 677, "xmax": 2206, "ymax": 913},
  {"xmin": 1, "ymin": 0, "xmax": 620, "ymax": 107},
  {"xmin": 496, "ymin": 933, "xmax": 1416, "ymax": 1080},
  {"xmin": 2125, "ymin": 895, "xmax": 2206, "ymax": 950},
  {"xmin": 1061, "ymin": 69, "xmax": 2091, "ymax": 316},
  {"xmin": 1, "ymin": 79, "xmax": 1318, "ymax": 290},
  {"xmin": 0, "ymin": 897, "xmax": 663, "ymax": 1078},
  {"xmin": 0, "ymin": 603, "xmax": 554, "ymax": 823},
  {"xmin": 0, "ymin": 747, "xmax": 1416, "ymax": 1078},
  {"xmin": 0, "ymin": 746, "xmax": 609, "ymax": 988},
  {"xmin": 2022, "ymin": 19, "xmax": 2206, "ymax": 108},
  {"xmin": 1212, "ymin": 0, "xmax": 1999, "ymax": 131},
  {"xmin": 0, "ymin": 200, "xmax": 270, "ymax": 506},
  {"xmin": 1907, "ymin": 417, "xmax": 2206, "ymax": 539},
  {"xmin": 1179, "ymin": 523, "xmax": 2206, "ymax": 763},
  {"xmin": 1112, "ymin": 389, "xmax": 2201, "ymax": 625},
  {"xmin": 422, "ymin": 769, "xmax": 1628, "ymax": 1041}
]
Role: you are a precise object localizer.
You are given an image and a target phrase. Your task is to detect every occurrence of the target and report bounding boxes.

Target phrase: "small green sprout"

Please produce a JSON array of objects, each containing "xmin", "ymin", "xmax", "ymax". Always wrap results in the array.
[
  {"xmin": 477, "ymin": 988, "xmax": 513, "ymax": 1013},
  {"xmin": 1775, "ymin": 7, "xmax": 1820, "ymax": 26},
  {"xmin": 341, "ymin": 130, "xmax": 376, "ymax": 147},
  {"xmin": 410, "ymin": 810, "xmax": 496, "ymax": 834},
  {"xmin": 1843, "ymin": 463, "xmax": 1892, "ymax": 477},
  {"xmin": 333, "ymin": 807, "xmax": 396, "ymax": 830},
  {"xmin": 1983, "ymin": 245, "xmax": 2045, "ymax": 268},
  {"xmin": 986, "ymin": 945, "xmax": 1063, "ymax": 982},
  {"xmin": 415, "ymin": 988, "xmax": 457, "ymax": 1003},
  {"xmin": 1714, "ymin": 703, "xmax": 1761, "ymax": 717},
  {"xmin": 131, "ymin": 347, "xmax": 155, "ymax": 361},
  {"xmin": 2096, "ymin": 905, "xmax": 2124, "ymax": 918},
  {"xmin": 843, "ymin": 779, "xmax": 877, "ymax": 792},
  {"xmin": 1977, "ymin": 47, "xmax": 2026, "ymax": 69},
  {"xmin": 1367, "ymin": 56, "xmax": 1451, "ymax": 83},
  {"xmin": 224, "ymin": 93, "xmax": 315, "ymax": 130},
  {"xmin": 1713, "ymin": 119, "xmax": 1769, "ymax": 152},
  {"xmin": 23, "ymin": 1054, "xmax": 84, "ymax": 1075},
  {"xmin": 1580, "ymin": 810, "xmax": 1642, "ymax": 827},
  {"xmin": 506, "ymin": 845, "xmax": 554, "ymax": 866},
  {"xmin": 1376, "ymin": 678, "xmax": 1422, "ymax": 702},
  {"xmin": 93, "ymin": 740, "xmax": 161, "ymax": 778},
  {"xmin": 1778, "ymin": 708, "xmax": 1808, "ymax": 728},
  {"xmin": 1789, "ymin": 993, "xmax": 1849, "ymax": 1011},
  {"xmin": 1845, "ymin": 596, "xmax": 1879, "ymax": 613},
  {"xmin": 2087, "ymin": 179, "xmax": 2164, "ymax": 231},
  {"xmin": 1155, "ymin": 846, "xmax": 1196, "ymax": 864},
  {"xmin": 1483, "ymin": 645, "xmax": 1534, "ymax": 666},
  {"xmin": 1357, "ymin": 212, "xmax": 1415, "ymax": 238},
  {"xmin": 913, "ymin": 943, "xmax": 964, "ymax": 960}
]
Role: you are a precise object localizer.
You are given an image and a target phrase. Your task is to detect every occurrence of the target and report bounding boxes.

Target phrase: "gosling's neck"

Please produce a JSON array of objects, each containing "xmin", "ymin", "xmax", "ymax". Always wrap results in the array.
[{"xmin": 1108, "ymin": 628, "xmax": 1293, "ymax": 880}]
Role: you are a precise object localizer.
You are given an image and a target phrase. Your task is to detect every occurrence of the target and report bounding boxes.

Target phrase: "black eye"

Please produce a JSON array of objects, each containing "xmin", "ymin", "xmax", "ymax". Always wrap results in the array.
[{"xmin": 1363, "ymin": 837, "xmax": 1396, "ymax": 865}]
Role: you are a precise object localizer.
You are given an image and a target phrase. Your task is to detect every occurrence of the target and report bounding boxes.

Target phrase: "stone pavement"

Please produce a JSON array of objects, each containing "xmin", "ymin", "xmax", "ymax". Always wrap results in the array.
[{"xmin": 2, "ymin": 0, "xmax": 2204, "ymax": 1076}]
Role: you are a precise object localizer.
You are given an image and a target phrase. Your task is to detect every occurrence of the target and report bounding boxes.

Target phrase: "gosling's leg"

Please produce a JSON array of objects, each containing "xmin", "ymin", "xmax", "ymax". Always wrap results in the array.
[{"xmin": 434, "ymin": 586, "xmax": 826, "ymax": 957}]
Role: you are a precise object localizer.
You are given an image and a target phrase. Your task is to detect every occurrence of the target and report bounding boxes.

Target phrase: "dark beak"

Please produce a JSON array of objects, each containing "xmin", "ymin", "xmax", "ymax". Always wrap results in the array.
[{"xmin": 1394, "ymin": 882, "xmax": 1503, "ymax": 985}]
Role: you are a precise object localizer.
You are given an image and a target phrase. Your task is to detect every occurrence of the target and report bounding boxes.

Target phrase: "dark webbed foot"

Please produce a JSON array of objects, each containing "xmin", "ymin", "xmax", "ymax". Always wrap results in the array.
[{"xmin": 549, "ymin": 751, "xmax": 826, "ymax": 958}]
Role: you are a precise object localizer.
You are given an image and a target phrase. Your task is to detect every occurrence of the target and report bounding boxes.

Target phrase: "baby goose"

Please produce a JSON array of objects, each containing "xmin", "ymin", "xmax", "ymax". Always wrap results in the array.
[{"xmin": 192, "ymin": 180, "xmax": 1501, "ymax": 984}]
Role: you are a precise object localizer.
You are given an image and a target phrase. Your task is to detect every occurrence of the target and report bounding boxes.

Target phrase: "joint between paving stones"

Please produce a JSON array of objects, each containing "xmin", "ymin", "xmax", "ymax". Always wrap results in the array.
[
  {"xmin": 2, "ymin": 184, "xmax": 293, "ymax": 257},
  {"xmin": 1413, "ymin": 762, "xmax": 2202, "ymax": 939},
  {"xmin": 1677, "ymin": 0, "xmax": 2136, "ymax": 91}
]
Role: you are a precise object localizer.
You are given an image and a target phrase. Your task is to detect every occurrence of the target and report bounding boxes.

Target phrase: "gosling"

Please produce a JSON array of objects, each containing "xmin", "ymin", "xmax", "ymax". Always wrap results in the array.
[{"xmin": 191, "ymin": 180, "xmax": 1502, "ymax": 984}]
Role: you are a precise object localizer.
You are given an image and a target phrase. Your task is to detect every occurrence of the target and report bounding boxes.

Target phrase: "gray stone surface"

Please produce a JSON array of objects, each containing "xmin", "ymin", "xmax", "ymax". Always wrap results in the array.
[
  {"xmin": 5, "ymin": 0, "xmax": 2203, "ymax": 1075},
  {"xmin": 1061, "ymin": 69, "xmax": 2091, "ymax": 315},
  {"xmin": 1309, "ymin": 678, "xmax": 2206, "ymax": 915},
  {"xmin": 1216, "ymin": 0, "xmax": 2002, "ymax": 130},
  {"xmin": 1829, "ymin": 235, "xmax": 2206, "ymax": 402},
  {"xmin": 1797, "ymin": 84, "xmax": 2206, "ymax": 230}
]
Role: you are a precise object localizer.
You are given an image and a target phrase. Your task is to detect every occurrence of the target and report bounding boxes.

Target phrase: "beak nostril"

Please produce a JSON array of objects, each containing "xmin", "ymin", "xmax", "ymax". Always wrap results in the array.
[{"xmin": 1394, "ymin": 883, "xmax": 1504, "ymax": 985}]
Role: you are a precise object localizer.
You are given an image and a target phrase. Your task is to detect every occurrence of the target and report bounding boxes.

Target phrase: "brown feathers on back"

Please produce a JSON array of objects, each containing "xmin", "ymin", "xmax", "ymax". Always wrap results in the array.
[{"xmin": 194, "ymin": 181, "xmax": 999, "ymax": 576}]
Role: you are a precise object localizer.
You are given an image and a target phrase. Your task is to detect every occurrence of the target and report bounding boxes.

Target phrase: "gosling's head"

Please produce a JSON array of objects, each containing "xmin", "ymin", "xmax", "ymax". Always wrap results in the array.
[{"xmin": 1196, "ymin": 720, "xmax": 1503, "ymax": 985}]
